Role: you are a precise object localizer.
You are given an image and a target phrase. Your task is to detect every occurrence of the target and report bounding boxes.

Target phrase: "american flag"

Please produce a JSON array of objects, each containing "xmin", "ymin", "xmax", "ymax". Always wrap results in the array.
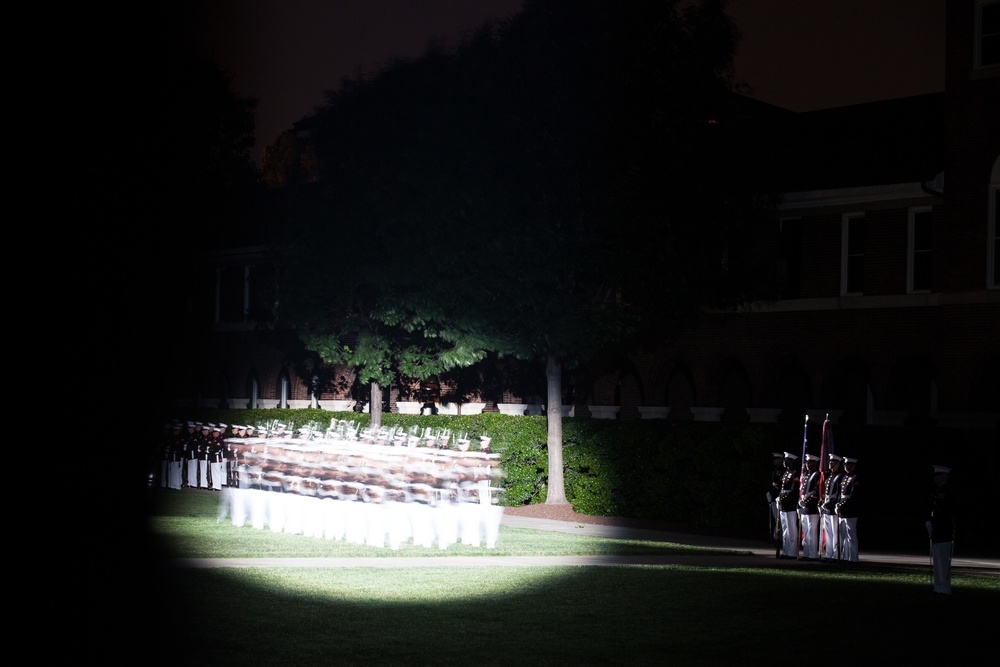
[{"xmin": 819, "ymin": 414, "xmax": 835, "ymax": 494}]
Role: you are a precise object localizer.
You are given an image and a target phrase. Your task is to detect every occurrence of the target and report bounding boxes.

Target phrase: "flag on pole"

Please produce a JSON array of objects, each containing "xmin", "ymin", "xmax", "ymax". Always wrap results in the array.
[
  {"xmin": 819, "ymin": 414, "xmax": 834, "ymax": 498},
  {"xmin": 818, "ymin": 414, "xmax": 835, "ymax": 555},
  {"xmin": 798, "ymin": 414, "xmax": 809, "ymax": 501}
]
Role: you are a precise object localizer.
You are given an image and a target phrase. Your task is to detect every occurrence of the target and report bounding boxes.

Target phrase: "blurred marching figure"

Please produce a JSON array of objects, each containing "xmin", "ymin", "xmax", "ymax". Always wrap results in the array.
[
  {"xmin": 244, "ymin": 444, "xmax": 267, "ymax": 530},
  {"xmin": 927, "ymin": 465, "xmax": 956, "ymax": 594},
  {"xmin": 216, "ymin": 431, "xmax": 504, "ymax": 550},
  {"xmin": 318, "ymin": 467, "xmax": 345, "ymax": 542},
  {"xmin": 820, "ymin": 454, "xmax": 844, "ymax": 561}
]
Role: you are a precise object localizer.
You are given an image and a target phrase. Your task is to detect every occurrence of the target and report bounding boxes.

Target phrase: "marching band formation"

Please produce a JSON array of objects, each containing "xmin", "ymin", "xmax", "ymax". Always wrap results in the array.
[{"xmin": 157, "ymin": 419, "xmax": 505, "ymax": 550}]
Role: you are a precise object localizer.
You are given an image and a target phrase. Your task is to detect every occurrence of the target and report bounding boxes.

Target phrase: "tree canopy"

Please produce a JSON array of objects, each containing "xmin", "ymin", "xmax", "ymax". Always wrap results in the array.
[{"xmin": 270, "ymin": 0, "xmax": 771, "ymax": 503}]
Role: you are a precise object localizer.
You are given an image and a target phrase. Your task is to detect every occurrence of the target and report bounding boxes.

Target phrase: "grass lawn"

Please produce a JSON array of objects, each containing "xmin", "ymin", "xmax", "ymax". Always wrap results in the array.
[{"xmin": 133, "ymin": 488, "xmax": 997, "ymax": 666}]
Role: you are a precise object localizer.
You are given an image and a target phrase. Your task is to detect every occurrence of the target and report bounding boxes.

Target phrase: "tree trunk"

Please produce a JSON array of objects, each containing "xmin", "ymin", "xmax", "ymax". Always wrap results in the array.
[
  {"xmin": 544, "ymin": 351, "xmax": 568, "ymax": 505},
  {"xmin": 370, "ymin": 380, "xmax": 383, "ymax": 430}
]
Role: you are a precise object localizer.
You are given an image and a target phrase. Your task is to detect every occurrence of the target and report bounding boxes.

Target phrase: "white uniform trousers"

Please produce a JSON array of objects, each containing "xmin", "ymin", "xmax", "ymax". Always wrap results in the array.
[
  {"xmin": 168, "ymin": 461, "xmax": 183, "ymax": 490},
  {"xmin": 820, "ymin": 512, "xmax": 839, "ymax": 559},
  {"xmin": 210, "ymin": 462, "xmax": 225, "ymax": 490},
  {"xmin": 779, "ymin": 509, "xmax": 799, "ymax": 557},
  {"xmin": 838, "ymin": 516, "xmax": 859, "ymax": 562},
  {"xmin": 800, "ymin": 512, "xmax": 820, "ymax": 559},
  {"xmin": 322, "ymin": 497, "xmax": 345, "ymax": 541}
]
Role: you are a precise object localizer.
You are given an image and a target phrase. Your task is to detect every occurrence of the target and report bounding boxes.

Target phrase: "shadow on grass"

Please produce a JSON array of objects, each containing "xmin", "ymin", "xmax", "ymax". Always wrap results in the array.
[{"xmin": 133, "ymin": 488, "xmax": 999, "ymax": 666}]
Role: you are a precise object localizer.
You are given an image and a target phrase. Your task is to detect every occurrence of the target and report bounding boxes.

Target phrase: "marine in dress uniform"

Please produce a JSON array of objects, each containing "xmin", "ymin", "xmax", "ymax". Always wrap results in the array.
[
  {"xmin": 209, "ymin": 427, "xmax": 226, "ymax": 490},
  {"xmin": 767, "ymin": 452, "xmax": 783, "ymax": 539},
  {"xmin": 835, "ymin": 456, "xmax": 860, "ymax": 562},
  {"xmin": 160, "ymin": 422, "xmax": 178, "ymax": 488},
  {"xmin": 798, "ymin": 453, "xmax": 821, "ymax": 560},
  {"xmin": 776, "ymin": 452, "xmax": 800, "ymax": 559},
  {"xmin": 819, "ymin": 454, "xmax": 843, "ymax": 561},
  {"xmin": 184, "ymin": 423, "xmax": 201, "ymax": 488},
  {"xmin": 927, "ymin": 465, "xmax": 956, "ymax": 594},
  {"xmin": 198, "ymin": 425, "xmax": 213, "ymax": 489}
]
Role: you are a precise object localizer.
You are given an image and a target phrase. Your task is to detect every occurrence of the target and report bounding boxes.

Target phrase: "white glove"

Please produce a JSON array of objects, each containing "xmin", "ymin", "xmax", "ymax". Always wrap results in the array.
[{"xmin": 925, "ymin": 521, "xmax": 933, "ymax": 538}]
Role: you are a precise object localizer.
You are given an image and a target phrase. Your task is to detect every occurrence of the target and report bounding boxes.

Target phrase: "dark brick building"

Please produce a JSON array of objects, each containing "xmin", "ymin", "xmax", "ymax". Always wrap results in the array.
[{"xmin": 169, "ymin": 1, "xmax": 998, "ymax": 435}]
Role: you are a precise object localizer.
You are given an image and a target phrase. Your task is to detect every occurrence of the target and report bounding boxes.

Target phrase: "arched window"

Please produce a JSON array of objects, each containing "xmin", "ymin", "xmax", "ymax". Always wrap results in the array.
[{"xmin": 665, "ymin": 364, "xmax": 696, "ymax": 420}]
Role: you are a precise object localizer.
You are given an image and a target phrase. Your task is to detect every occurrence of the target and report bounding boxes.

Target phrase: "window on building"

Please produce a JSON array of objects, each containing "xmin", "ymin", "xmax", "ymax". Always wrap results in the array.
[
  {"xmin": 841, "ymin": 213, "xmax": 865, "ymax": 295},
  {"xmin": 908, "ymin": 207, "xmax": 932, "ymax": 293},
  {"xmin": 217, "ymin": 265, "xmax": 248, "ymax": 324},
  {"xmin": 978, "ymin": 0, "xmax": 1000, "ymax": 68},
  {"xmin": 777, "ymin": 218, "xmax": 801, "ymax": 299}
]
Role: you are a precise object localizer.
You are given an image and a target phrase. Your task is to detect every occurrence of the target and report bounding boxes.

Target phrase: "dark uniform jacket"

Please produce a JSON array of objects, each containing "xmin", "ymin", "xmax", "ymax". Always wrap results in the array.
[
  {"xmin": 778, "ymin": 468, "xmax": 800, "ymax": 512},
  {"xmin": 836, "ymin": 472, "xmax": 859, "ymax": 518},
  {"xmin": 929, "ymin": 481, "xmax": 956, "ymax": 544},
  {"xmin": 798, "ymin": 470, "xmax": 820, "ymax": 515},
  {"xmin": 820, "ymin": 472, "xmax": 843, "ymax": 515},
  {"xmin": 768, "ymin": 466, "xmax": 783, "ymax": 504}
]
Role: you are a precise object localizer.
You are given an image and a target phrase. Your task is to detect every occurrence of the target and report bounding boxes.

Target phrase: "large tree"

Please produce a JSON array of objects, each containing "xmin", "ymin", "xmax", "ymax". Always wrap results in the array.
[{"xmin": 275, "ymin": 0, "xmax": 767, "ymax": 503}]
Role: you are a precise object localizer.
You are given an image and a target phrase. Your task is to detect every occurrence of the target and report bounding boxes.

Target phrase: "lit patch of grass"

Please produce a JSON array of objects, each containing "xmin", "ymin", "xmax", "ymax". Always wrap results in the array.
[{"xmin": 149, "ymin": 489, "xmax": 739, "ymax": 559}]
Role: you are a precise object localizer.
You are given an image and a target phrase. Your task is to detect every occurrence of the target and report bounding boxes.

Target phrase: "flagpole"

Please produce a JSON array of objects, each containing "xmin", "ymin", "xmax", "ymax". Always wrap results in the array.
[
  {"xmin": 819, "ymin": 414, "xmax": 830, "ymax": 555},
  {"xmin": 799, "ymin": 415, "xmax": 808, "ymax": 498},
  {"xmin": 798, "ymin": 414, "xmax": 808, "ymax": 558}
]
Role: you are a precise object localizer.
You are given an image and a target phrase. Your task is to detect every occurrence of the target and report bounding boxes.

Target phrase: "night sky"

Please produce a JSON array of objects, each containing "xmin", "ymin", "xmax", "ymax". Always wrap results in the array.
[{"xmin": 176, "ymin": 0, "xmax": 946, "ymax": 165}]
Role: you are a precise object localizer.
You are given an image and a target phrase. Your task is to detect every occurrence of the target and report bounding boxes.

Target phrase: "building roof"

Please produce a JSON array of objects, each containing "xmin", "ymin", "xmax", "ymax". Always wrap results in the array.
[{"xmin": 769, "ymin": 93, "xmax": 946, "ymax": 193}]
